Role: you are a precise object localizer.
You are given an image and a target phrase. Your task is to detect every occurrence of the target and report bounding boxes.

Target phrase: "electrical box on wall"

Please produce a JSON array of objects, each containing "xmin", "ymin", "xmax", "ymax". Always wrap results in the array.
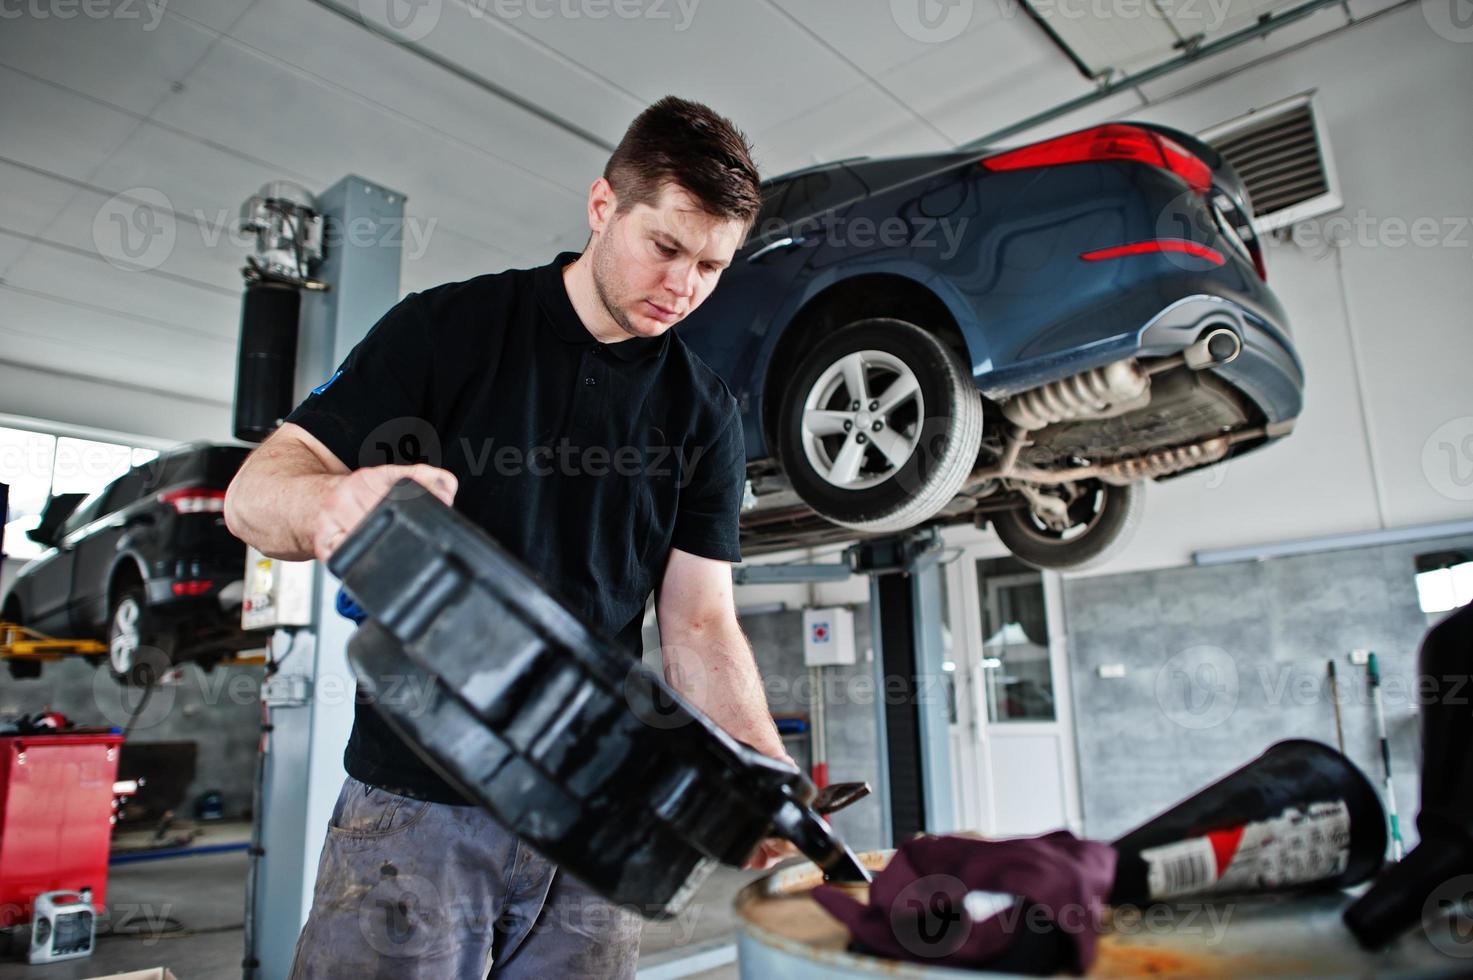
[
  {"xmin": 241, "ymin": 547, "xmax": 315, "ymax": 630},
  {"xmin": 803, "ymin": 607, "xmax": 855, "ymax": 667}
]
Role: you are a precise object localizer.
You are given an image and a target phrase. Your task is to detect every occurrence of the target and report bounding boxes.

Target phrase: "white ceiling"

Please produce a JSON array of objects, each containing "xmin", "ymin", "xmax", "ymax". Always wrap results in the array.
[{"xmin": 0, "ymin": 0, "xmax": 1384, "ymax": 413}]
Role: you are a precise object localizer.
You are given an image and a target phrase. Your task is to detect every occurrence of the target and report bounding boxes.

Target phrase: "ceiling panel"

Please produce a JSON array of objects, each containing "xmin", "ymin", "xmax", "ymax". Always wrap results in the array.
[
  {"xmin": 1, "ymin": 0, "xmax": 1376, "ymax": 428},
  {"xmin": 0, "ymin": 288, "xmax": 235, "ymax": 402},
  {"xmin": 379, "ymin": 0, "xmax": 862, "ymax": 138},
  {"xmin": 228, "ymin": 0, "xmax": 613, "ymax": 188},
  {"xmin": 0, "ymin": 162, "xmax": 82, "ymax": 242},
  {"xmin": 7, "ymin": 245, "xmax": 238, "ymax": 343},
  {"xmin": 1035, "ymin": 0, "xmax": 1308, "ymax": 78},
  {"xmin": 0, "ymin": 69, "xmax": 140, "ymax": 183},
  {"xmin": 149, "ymin": 42, "xmax": 583, "ymax": 259},
  {"xmin": 0, "ymin": 8, "xmax": 217, "ymax": 117},
  {"xmin": 304, "ymin": 0, "xmax": 644, "ymax": 148}
]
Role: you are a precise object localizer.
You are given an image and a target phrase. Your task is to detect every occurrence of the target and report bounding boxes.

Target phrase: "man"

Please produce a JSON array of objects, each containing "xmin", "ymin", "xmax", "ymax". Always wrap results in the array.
[{"xmin": 224, "ymin": 96, "xmax": 794, "ymax": 978}]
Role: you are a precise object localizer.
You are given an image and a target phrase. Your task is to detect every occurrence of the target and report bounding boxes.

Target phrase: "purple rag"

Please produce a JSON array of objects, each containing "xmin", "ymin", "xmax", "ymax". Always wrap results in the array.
[{"xmin": 812, "ymin": 831, "xmax": 1117, "ymax": 974}]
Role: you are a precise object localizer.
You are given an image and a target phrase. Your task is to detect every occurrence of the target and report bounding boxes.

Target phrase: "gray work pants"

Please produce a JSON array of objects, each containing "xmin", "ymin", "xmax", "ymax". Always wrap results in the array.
[{"xmin": 287, "ymin": 776, "xmax": 643, "ymax": 979}]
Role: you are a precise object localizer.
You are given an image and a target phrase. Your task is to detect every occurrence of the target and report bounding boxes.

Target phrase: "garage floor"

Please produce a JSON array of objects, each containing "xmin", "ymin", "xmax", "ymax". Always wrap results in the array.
[{"xmin": 0, "ymin": 848, "xmax": 754, "ymax": 978}]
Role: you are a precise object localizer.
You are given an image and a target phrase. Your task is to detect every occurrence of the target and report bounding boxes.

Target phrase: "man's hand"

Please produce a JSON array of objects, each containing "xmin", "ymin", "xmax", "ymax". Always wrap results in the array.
[
  {"xmin": 745, "ymin": 836, "xmax": 800, "ymax": 871},
  {"xmin": 311, "ymin": 464, "xmax": 457, "ymax": 561}
]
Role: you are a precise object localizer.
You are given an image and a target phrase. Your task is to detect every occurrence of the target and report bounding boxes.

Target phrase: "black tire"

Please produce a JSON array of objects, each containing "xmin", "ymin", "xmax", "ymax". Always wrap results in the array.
[
  {"xmin": 7, "ymin": 659, "xmax": 41, "ymax": 680},
  {"xmin": 991, "ymin": 480, "xmax": 1142, "ymax": 570},
  {"xmin": 108, "ymin": 586, "xmax": 163, "ymax": 686},
  {"xmin": 777, "ymin": 318, "xmax": 983, "ymax": 533}
]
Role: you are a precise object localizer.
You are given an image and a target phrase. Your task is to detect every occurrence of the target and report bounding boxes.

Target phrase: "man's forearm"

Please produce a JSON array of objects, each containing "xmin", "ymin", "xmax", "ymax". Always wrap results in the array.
[
  {"xmin": 224, "ymin": 430, "xmax": 338, "ymax": 561},
  {"xmin": 660, "ymin": 619, "xmax": 786, "ymax": 761}
]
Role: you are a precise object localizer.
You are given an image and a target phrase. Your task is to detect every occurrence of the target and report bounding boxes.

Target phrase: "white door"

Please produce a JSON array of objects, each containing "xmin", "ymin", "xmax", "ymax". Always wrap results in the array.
[{"xmin": 945, "ymin": 546, "xmax": 1083, "ymax": 837}]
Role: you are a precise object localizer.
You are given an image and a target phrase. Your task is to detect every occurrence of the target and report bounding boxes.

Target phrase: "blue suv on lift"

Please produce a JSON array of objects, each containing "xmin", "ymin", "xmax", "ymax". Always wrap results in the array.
[{"xmin": 678, "ymin": 122, "xmax": 1303, "ymax": 567}]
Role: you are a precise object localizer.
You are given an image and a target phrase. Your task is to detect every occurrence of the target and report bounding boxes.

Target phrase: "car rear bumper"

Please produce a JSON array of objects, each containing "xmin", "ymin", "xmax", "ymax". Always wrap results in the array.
[
  {"xmin": 145, "ymin": 577, "xmax": 260, "ymax": 655},
  {"xmin": 1136, "ymin": 295, "xmax": 1304, "ymax": 425},
  {"xmin": 977, "ymin": 294, "xmax": 1303, "ymax": 427}
]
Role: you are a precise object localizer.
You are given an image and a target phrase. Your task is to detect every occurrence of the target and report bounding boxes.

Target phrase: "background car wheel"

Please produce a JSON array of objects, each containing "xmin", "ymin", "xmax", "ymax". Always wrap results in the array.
[
  {"xmin": 777, "ymin": 318, "xmax": 983, "ymax": 533},
  {"xmin": 108, "ymin": 587, "xmax": 160, "ymax": 685},
  {"xmin": 6, "ymin": 660, "xmax": 41, "ymax": 679},
  {"xmin": 991, "ymin": 479, "xmax": 1142, "ymax": 570}
]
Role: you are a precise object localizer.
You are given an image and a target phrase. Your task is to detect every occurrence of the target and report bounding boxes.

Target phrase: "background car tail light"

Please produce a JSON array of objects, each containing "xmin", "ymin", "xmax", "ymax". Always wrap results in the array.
[
  {"xmin": 171, "ymin": 580, "xmax": 214, "ymax": 596},
  {"xmin": 1080, "ymin": 239, "xmax": 1226, "ymax": 266},
  {"xmin": 158, "ymin": 488, "xmax": 226, "ymax": 514},
  {"xmin": 981, "ymin": 123, "xmax": 1214, "ymax": 195}
]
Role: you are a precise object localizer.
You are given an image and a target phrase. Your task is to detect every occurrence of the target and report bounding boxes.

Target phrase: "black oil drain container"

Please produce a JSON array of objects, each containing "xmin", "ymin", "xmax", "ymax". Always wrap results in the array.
[{"xmin": 327, "ymin": 482, "xmax": 869, "ymax": 919}]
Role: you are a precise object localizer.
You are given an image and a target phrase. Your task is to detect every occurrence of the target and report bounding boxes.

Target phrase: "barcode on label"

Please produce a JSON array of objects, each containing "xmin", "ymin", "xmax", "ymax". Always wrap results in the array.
[
  {"xmin": 1141, "ymin": 837, "xmax": 1218, "ymax": 900},
  {"xmin": 1138, "ymin": 801, "xmax": 1352, "ymax": 901}
]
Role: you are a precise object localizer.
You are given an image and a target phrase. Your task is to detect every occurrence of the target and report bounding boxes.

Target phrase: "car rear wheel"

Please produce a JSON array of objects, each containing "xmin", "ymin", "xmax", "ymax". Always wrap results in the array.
[
  {"xmin": 990, "ymin": 479, "xmax": 1142, "ymax": 570},
  {"xmin": 108, "ymin": 587, "xmax": 159, "ymax": 685},
  {"xmin": 777, "ymin": 318, "xmax": 983, "ymax": 533}
]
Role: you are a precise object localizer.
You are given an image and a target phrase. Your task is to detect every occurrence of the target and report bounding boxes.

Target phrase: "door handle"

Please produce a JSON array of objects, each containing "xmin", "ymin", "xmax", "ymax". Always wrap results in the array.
[{"xmin": 746, "ymin": 236, "xmax": 805, "ymax": 263}]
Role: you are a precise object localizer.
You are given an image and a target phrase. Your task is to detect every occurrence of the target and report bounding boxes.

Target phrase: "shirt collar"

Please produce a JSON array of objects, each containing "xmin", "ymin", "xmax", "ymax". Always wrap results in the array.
[{"xmin": 536, "ymin": 251, "xmax": 670, "ymax": 363}]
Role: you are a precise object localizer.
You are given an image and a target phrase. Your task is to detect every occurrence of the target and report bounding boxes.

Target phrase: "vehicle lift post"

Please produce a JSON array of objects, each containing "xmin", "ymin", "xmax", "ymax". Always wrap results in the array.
[
  {"xmin": 249, "ymin": 176, "xmax": 405, "ymax": 980},
  {"xmin": 733, "ymin": 528, "xmax": 958, "ymax": 845}
]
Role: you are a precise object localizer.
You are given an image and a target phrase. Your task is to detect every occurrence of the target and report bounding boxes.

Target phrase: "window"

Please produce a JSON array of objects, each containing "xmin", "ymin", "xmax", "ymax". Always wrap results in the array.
[
  {"xmin": 1, "ymin": 425, "xmax": 160, "ymax": 561},
  {"xmin": 976, "ymin": 557, "xmax": 1054, "ymax": 722},
  {"xmin": 746, "ymin": 165, "xmax": 868, "ymax": 243}
]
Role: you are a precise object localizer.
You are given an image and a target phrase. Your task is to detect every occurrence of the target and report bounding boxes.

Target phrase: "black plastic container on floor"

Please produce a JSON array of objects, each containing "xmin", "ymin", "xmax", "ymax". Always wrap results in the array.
[
  {"xmin": 1344, "ymin": 602, "xmax": 1473, "ymax": 949},
  {"xmin": 327, "ymin": 481, "xmax": 870, "ymax": 919},
  {"xmin": 1109, "ymin": 739, "xmax": 1387, "ymax": 906}
]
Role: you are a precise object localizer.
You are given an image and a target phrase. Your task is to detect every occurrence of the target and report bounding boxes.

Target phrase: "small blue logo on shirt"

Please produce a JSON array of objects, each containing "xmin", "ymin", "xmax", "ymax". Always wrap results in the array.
[{"xmin": 311, "ymin": 370, "xmax": 342, "ymax": 396}]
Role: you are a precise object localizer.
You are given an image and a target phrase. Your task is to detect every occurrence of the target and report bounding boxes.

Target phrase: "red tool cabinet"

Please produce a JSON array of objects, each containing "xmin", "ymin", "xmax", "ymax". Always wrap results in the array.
[{"xmin": 0, "ymin": 732, "xmax": 123, "ymax": 926}]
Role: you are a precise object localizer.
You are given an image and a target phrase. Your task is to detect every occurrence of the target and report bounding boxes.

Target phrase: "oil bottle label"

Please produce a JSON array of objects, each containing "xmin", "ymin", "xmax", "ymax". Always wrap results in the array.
[{"xmin": 1140, "ymin": 800, "xmax": 1352, "ymax": 900}]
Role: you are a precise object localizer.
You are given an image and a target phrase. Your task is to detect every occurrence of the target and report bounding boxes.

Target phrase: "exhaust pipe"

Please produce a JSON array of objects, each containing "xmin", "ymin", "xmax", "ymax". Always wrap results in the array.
[{"xmin": 1000, "ymin": 359, "xmax": 1149, "ymax": 431}]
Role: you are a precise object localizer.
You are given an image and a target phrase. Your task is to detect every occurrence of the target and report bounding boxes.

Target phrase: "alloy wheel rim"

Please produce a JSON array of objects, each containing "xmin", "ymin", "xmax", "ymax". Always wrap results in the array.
[
  {"xmin": 800, "ymin": 350, "xmax": 925, "ymax": 491},
  {"xmin": 111, "ymin": 596, "xmax": 140, "ymax": 674}
]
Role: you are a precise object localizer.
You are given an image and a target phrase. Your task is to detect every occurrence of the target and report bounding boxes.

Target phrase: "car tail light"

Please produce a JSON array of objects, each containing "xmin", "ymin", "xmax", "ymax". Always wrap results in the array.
[
  {"xmin": 159, "ymin": 488, "xmax": 226, "ymax": 514},
  {"xmin": 981, "ymin": 124, "xmax": 1214, "ymax": 195},
  {"xmin": 1080, "ymin": 239, "xmax": 1226, "ymax": 266},
  {"xmin": 172, "ymin": 580, "xmax": 214, "ymax": 596}
]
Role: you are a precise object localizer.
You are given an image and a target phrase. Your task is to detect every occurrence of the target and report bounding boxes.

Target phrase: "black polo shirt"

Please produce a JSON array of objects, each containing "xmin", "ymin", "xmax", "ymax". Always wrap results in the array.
[{"xmin": 284, "ymin": 251, "xmax": 745, "ymax": 802}]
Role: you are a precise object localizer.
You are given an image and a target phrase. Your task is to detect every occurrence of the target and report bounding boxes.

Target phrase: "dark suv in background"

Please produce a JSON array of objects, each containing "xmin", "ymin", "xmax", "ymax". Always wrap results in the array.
[{"xmin": 2, "ymin": 442, "xmax": 257, "ymax": 681}]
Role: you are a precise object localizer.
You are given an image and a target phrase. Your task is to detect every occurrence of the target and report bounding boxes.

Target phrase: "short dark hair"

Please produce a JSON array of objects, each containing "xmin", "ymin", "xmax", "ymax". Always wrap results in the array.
[{"xmin": 603, "ymin": 96, "xmax": 761, "ymax": 228}]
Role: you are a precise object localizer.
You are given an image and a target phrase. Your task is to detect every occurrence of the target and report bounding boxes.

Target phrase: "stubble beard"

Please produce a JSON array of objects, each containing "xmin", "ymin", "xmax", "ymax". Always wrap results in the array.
[{"xmin": 590, "ymin": 233, "xmax": 640, "ymax": 341}]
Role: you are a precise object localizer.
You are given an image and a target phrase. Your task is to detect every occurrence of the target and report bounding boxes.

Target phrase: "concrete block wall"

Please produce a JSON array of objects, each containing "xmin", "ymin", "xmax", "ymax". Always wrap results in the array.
[
  {"xmin": 1061, "ymin": 533, "xmax": 1472, "ymax": 843},
  {"xmin": 1, "ymin": 657, "xmax": 263, "ymax": 819}
]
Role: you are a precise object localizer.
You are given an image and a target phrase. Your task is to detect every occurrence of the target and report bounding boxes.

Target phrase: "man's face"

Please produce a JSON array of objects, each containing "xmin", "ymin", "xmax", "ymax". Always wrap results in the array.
[{"xmin": 588, "ymin": 181, "xmax": 747, "ymax": 340}]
